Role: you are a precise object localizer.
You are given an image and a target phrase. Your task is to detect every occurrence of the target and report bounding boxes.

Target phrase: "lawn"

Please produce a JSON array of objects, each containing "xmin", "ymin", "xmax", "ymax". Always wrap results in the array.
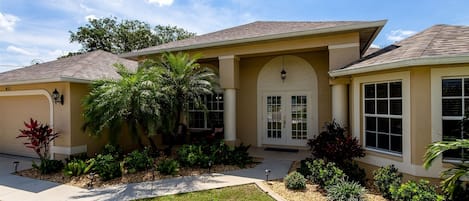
[{"xmin": 136, "ymin": 184, "xmax": 275, "ymax": 201}]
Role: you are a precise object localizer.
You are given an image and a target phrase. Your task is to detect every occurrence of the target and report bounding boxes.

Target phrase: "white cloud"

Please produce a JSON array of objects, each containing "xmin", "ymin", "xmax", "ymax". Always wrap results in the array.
[
  {"xmin": 370, "ymin": 44, "xmax": 380, "ymax": 48},
  {"xmin": 0, "ymin": 12, "xmax": 20, "ymax": 33},
  {"xmin": 85, "ymin": 14, "xmax": 98, "ymax": 21},
  {"xmin": 387, "ymin": 29, "xmax": 417, "ymax": 42},
  {"xmin": 145, "ymin": 0, "xmax": 174, "ymax": 7},
  {"xmin": 6, "ymin": 45, "xmax": 37, "ymax": 56}
]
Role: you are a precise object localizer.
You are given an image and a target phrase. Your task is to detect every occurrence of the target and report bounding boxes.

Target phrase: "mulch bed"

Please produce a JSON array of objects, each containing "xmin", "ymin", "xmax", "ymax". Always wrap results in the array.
[{"xmin": 16, "ymin": 158, "xmax": 259, "ymax": 189}]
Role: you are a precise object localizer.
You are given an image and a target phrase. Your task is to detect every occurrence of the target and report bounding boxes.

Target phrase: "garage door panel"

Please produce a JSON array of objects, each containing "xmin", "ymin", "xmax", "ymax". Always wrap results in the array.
[{"xmin": 0, "ymin": 95, "xmax": 49, "ymax": 158}]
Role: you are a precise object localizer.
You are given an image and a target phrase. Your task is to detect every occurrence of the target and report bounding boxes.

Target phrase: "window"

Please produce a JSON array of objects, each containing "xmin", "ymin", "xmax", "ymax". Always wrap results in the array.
[
  {"xmin": 188, "ymin": 93, "xmax": 223, "ymax": 129},
  {"xmin": 442, "ymin": 78, "xmax": 469, "ymax": 160},
  {"xmin": 364, "ymin": 81, "xmax": 402, "ymax": 154}
]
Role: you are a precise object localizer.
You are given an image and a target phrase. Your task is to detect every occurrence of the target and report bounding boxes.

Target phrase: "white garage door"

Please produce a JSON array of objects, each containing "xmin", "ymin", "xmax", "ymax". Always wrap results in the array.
[{"xmin": 0, "ymin": 95, "xmax": 50, "ymax": 158}]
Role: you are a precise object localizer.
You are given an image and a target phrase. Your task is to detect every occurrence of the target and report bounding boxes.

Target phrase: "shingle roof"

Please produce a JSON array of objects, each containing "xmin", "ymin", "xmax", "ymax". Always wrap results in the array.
[
  {"xmin": 122, "ymin": 20, "xmax": 386, "ymax": 58},
  {"xmin": 0, "ymin": 50, "xmax": 137, "ymax": 85},
  {"xmin": 339, "ymin": 24, "xmax": 469, "ymax": 72}
]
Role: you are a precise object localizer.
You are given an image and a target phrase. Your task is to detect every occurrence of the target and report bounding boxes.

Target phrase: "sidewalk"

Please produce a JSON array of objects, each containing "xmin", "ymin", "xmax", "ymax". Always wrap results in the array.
[{"xmin": 0, "ymin": 151, "xmax": 301, "ymax": 201}]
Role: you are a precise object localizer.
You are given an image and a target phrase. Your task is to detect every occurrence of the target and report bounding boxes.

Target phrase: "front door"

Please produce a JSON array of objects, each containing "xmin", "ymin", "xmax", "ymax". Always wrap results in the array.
[{"xmin": 263, "ymin": 92, "xmax": 312, "ymax": 146}]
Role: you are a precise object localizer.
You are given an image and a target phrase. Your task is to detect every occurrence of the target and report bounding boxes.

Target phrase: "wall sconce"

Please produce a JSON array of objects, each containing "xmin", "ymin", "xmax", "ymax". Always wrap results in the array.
[{"xmin": 52, "ymin": 89, "xmax": 64, "ymax": 105}]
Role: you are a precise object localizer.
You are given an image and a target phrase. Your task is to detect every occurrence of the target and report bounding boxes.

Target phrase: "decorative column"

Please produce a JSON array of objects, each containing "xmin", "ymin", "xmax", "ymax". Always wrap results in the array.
[
  {"xmin": 331, "ymin": 80, "xmax": 349, "ymax": 127},
  {"xmin": 218, "ymin": 55, "xmax": 239, "ymax": 146}
]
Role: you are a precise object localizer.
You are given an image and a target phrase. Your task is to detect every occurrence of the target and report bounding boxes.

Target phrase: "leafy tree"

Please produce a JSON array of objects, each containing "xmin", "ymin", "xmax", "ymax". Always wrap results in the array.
[
  {"xmin": 69, "ymin": 17, "xmax": 195, "ymax": 54},
  {"xmin": 82, "ymin": 63, "xmax": 166, "ymax": 148}
]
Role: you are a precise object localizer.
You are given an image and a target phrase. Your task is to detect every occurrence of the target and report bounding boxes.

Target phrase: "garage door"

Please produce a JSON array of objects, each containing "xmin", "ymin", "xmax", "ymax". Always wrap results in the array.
[{"xmin": 0, "ymin": 95, "xmax": 50, "ymax": 158}]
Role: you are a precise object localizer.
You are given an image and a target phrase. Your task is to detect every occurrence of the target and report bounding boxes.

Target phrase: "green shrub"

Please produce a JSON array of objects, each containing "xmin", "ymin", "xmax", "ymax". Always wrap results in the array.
[
  {"xmin": 157, "ymin": 158, "xmax": 180, "ymax": 176},
  {"xmin": 307, "ymin": 159, "xmax": 345, "ymax": 188},
  {"xmin": 373, "ymin": 164, "xmax": 402, "ymax": 199},
  {"xmin": 63, "ymin": 158, "xmax": 92, "ymax": 176},
  {"xmin": 284, "ymin": 171, "xmax": 307, "ymax": 190},
  {"xmin": 390, "ymin": 179, "xmax": 444, "ymax": 201},
  {"xmin": 326, "ymin": 179, "xmax": 367, "ymax": 201},
  {"xmin": 101, "ymin": 144, "xmax": 122, "ymax": 159},
  {"xmin": 296, "ymin": 158, "xmax": 314, "ymax": 177},
  {"xmin": 230, "ymin": 143, "xmax": 253, "ymax": 168},
  {"xmin": 177, "ymin": 144, "xmax": 207, "ymax": 167},
  {"xmin": 341, "ymin": 161, "xmax": 366, "ymax": 185},
  {"xmin": 89, "ymin": 154, "xmax": 121, "ymax": 181},
  {"xmin": 122, "ymin": 148, "xmax": 154, "ymax": 174},
  {"xmin": 33, "ymin": 159, "xmax": 64, "ymax": 174}
]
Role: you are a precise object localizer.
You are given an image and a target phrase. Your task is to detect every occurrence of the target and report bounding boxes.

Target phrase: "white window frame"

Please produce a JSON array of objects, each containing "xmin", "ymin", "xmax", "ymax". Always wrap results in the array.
[
  {"xmin": 188, "ymin": 92, "xmax": 224, "ymax": 129},
  {"xmin": 440, "ymin": 77, "xmax": 469, "ymax": 162},
  {"xmin": 363, "ymin": 81, "xmax": 403, "ymax": 156},
  {"xmin": 352, "ymin": 71, "xmax": 414, "ymax": 175}
]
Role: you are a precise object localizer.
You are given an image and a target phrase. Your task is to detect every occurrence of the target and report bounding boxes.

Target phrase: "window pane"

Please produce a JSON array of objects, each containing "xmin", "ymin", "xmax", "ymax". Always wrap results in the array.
[
  {"xmin": 465, "ymin": 78, "xmax": 469, "ymax": 96},
  {"xmin": 377, "ymin": 83, "xmax": 388, "ymax": 98},
  {"xmin": 390, "ymin": 135, "xmax": 402, "ymax": 153},
  {"xmin": 365, "ymin": 117, "xmax": 376, "ymax": 131},
  {"xmin": 443, "ymin": 120, "xmax": 462, "ymax": 141},
  {"xmin": 377, "ymin": 100, "xmax": 388, "ymax": 114},
  {"xmin": 189, "ymin": 112, "xmax": 205, "ymax": 128},
  {"xmin": 366, "ymin": 132, "xmax": 376, "ymax": 147},
  {"xmin": 378, "ymin": 118, "xmax": 389, "ymax": 133},
  {"xmin": 442, "ymin": 79, "xmax": 462, "ymax": 97},
  {"xmin": 465, "ymin": 99, "xmax": 469, "ymax": 115},
  {"xmin": 365, "ymin": 84, "xmax": 375, "ymax": 98},
  {"xmin": 442, "ymin": 99, "xmax": 462, "ymax": 116},
  {"xmin": 365, "ymin": 100, "xmax": 375, "ymax": 114},
  {"xmin": 390, "ymin": 118, "xmax": 402, "ymax": 134},
  {"xmin": 378, "ymin": 134, "xmax": 389, "ymax": 150},
  {"xmin": 390, "ymin": 100, "xmax": 402, "ymax": 115},
  {"xmin": 389, "ymin": 82, "xmax": 402, "ymax": 98},
  {"xmin": 443, "ymin": 149, "xmax": 462, "ymax": 159}
]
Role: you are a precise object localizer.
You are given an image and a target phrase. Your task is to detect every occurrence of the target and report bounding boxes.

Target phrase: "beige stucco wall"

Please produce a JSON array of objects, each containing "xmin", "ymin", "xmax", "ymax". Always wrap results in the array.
[{"xmin": 236, "ymin": 50, "xmax": 331, "ymax": 146}]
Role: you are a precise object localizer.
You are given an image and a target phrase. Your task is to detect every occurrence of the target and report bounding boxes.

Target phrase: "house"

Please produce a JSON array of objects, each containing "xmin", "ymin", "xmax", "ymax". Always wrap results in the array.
[
  {"xmin": 0, "ymin": 50, "xmax": 137, "ymax": 158},
  {"xmin": 1, "ymin": 20, "xmax": 468, "ymax": 179},
  {"xmin": 122, "ymin": 21, "xmax": 469, "ymax": 179}
]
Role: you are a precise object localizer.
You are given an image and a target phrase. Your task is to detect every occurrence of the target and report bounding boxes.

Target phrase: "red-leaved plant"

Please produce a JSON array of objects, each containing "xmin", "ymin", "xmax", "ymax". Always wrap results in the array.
[{"xmin": 17, "ymin": 118, "xmax": 59, "ymax": 160}]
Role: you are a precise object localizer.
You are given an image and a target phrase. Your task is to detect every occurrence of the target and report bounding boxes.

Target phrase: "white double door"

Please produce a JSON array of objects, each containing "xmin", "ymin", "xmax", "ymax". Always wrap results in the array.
[{"xmin": 262, "ymin": 91, "xmax": 312, "ymax": 146}]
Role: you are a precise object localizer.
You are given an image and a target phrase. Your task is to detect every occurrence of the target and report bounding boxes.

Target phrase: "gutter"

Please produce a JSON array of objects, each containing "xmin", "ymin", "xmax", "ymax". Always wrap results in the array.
[
  {"xmin": 0, "ymin": 77, "xmax": 92, "ymax": 86},
  {"xmin": 121, "ymin": 20, "xmax": 387, "ymax": 59},
  {"xmin": 329, "ymin": 55, "xmax": 469, "ymax": 77}
]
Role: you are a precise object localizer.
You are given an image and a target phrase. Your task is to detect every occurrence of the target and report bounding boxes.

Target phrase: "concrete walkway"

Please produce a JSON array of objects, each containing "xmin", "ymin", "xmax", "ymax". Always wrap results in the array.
[{"xmin": 0, "ymin": 149, "xmax": 307, "ymax": 201}]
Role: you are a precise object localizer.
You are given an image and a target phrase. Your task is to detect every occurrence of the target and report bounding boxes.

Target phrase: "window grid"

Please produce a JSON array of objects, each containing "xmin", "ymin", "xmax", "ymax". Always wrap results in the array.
[
  {"xmin": 441, "ymin": 77, "xmax": 469, "ymax": 160},
  {"xmin": 188, "ymin": 93, "xmax": 224, "ymax": 129},
  {"xmin": 267, "ymin": 96, "xmax": 282, "ymax": 139},
  {"xmin": 364, "ymin": 81, "xmax": 403, "ymax": 155},
  {"xmin": 291, "ymin": 95, "xmax": 307, "ymax": 140}
]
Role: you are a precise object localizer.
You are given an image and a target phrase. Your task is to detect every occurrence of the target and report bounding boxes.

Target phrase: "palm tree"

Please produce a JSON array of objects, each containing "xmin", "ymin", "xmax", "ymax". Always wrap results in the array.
[
  {"xmin": 424, "ymin": 118, "xmax": 469, "ymax": 200},
  {"xmin": 148, "ymin": 52, "xmax": 217, "ymax": 144},
  {"xmin": 82, "ymin": 63, "xmax": 165, "ymax": 149}
]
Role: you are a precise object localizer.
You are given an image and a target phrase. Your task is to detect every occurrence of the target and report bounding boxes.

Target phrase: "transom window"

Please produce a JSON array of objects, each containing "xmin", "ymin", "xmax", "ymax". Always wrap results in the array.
[
  {"xmin": 441, "ymin": 78, "xmax": 469, "ymax": 160},
  {"xmin": 364, "ymin": 81, "xmax": 403, "ymax": 154},
  {"xmin": 188, "ymin": 93, "xmax": 223, "ymax": 129}
]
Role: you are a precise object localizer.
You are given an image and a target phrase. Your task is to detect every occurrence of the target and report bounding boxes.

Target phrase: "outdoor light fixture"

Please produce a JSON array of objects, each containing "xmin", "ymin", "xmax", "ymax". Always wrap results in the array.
[
  {"xmin": 280, "ymin": 56, "xmax": 286, "ymax": 81},
  {"xmin": 265, "ymin": 169, "xmax": 271, "ymax": 182},
  {"xmin": 13, "ymin": 161, "xmax": 19, "ymax": 173},
  {"xmin": 52, "ymin": 88, "xmax": 64, "ymax": 105},
  {"xmin": 88, "ymin": 172, "xmax": 95, "ymax": 189}
]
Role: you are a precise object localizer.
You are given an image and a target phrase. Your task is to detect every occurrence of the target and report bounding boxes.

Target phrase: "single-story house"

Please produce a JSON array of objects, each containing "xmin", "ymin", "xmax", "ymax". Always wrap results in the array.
[
  {"xmin": 1, "ymin": 20, "xmax": 468, "ymax": 179},
  {"xmin": 0, "ymin": 50, "xmax": 137, "ymax": 158}
]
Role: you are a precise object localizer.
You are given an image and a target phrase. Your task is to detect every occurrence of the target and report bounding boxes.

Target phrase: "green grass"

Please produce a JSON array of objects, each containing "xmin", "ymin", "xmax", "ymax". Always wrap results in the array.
[{"xmin": 136, "ymin": 184, "xmax": 275, "ymax": 201}]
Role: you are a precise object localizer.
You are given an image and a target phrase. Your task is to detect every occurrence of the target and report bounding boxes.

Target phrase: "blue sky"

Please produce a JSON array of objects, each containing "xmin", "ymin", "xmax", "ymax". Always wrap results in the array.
[{"xmin": 1, "ymin": 0, "xmax": 468, "ymax": 72}]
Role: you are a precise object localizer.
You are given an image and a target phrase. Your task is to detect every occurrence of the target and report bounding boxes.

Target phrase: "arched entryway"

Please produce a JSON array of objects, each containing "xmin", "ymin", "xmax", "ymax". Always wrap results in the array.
[{"xmin": 257, "ymin": 55, "xmax": 318, "ymax": 147}]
